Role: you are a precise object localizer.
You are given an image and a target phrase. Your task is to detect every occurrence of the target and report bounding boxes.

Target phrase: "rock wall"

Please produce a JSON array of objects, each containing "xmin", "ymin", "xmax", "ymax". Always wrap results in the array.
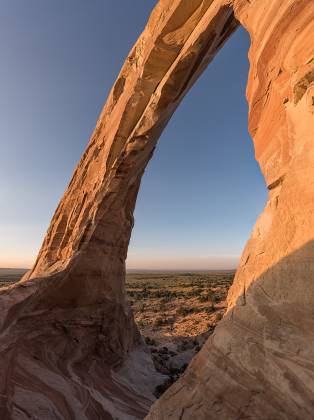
[
  {"xmin": 147, "ymin": 0, "xmax": 314, "ymax": 418},
  {"xmin": 0, "ymin": 0, "xmax": 313, "ymax": 418}
]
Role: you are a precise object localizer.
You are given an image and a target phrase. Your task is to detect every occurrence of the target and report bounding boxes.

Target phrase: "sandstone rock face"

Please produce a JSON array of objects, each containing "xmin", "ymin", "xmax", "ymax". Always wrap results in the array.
[
  {"xmin": 147, "ymin": 1, "xmax": 314, "ymax": 419},
  {"xmin": 1, "ymin": 0, "xmax": 314, "ymax": 418}
]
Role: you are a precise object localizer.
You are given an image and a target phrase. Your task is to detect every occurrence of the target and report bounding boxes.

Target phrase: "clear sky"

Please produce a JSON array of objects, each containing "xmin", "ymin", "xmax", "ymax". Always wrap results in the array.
[{"xmin": 0, "ymin": 1, "xmax": 267, "ymax": 270}]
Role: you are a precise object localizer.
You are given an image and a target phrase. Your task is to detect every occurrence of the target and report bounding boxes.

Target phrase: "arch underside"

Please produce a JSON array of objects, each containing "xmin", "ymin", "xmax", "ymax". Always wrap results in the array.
[{"xmin": 1, "ymin": 0, "xmax": 314, "ymax": 419}]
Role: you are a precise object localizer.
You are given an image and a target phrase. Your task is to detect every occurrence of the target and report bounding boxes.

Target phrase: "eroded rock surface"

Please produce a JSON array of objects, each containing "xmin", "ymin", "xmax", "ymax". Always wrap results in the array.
[
  {"xmin": 1, "ymin": 0, "xmax": 314, "ymax": 418},
  {"xmin": 147, "ymin": 1, "xmax": 314, "ymax": 419}
]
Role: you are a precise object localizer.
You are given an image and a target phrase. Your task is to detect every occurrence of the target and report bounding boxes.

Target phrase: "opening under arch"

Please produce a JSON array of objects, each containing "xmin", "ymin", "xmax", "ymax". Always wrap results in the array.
[{"xmin": 125, "ymin": 26, "xmax": 267, "ymax": 395}]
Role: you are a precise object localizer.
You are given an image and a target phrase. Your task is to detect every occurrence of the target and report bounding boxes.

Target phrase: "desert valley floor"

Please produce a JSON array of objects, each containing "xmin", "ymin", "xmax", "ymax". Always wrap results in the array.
[{"xmin": 0, "ymin": 268, "xmax": 233, "ymax": 396}]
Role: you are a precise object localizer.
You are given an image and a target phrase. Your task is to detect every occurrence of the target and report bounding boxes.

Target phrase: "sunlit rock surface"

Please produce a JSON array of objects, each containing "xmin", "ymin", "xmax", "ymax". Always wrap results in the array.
[{"xmin": 1, "ymin": 0, "xmax": 313, "ymax": 418}]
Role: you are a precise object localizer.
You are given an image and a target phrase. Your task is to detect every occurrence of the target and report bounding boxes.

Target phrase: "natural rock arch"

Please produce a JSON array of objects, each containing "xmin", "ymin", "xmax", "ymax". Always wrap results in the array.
[{"xmin": 1, "ymin": 0, "xmax": 314, "ymax": 419}]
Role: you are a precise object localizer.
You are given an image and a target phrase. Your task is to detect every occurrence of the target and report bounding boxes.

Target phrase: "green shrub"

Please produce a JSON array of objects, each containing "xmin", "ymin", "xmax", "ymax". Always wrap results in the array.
[{"xmin": 198, "ymin": 293, "xmax": 212, "ymax": 303}]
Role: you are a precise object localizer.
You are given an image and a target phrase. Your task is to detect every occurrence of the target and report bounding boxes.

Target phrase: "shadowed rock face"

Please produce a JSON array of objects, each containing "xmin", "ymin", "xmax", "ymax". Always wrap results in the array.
[{"xmin": 1, "ymin": 0, "xmax": 314, "ymax": 418}]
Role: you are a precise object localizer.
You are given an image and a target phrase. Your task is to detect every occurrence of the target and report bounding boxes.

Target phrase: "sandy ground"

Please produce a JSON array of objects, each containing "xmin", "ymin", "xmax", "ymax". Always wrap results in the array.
[{"xmin": 126, "ymin": 271, "xmax": 234, "ymax": 395}]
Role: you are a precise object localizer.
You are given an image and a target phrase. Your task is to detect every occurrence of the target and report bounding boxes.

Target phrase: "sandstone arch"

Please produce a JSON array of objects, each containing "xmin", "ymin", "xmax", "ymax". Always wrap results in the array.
[{"xmin": 1, "ymin": 0, "xmax": 314, "ymax": 419}]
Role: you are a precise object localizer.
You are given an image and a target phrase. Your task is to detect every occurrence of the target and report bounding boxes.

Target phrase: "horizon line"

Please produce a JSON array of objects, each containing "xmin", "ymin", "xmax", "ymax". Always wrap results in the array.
[{"xmin": 0, "ymin": 266, "xmax": 237, "ymax": 272}]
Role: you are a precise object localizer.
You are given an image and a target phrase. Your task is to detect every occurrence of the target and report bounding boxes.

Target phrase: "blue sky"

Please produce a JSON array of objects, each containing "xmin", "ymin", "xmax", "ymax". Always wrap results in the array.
[{"xmin": 0, "ymin": 1, "xmax": 267, "ymax": 269}]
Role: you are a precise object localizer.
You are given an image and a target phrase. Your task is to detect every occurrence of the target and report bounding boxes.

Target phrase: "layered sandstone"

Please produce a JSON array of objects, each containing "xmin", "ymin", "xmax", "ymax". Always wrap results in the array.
[
  {"xmin": 147, "ymin": 0, "xmax": 314, "ymax": 418},
  {"xmin": 1, "ymin": 0, "xmax": 314, "ymax": 419}
]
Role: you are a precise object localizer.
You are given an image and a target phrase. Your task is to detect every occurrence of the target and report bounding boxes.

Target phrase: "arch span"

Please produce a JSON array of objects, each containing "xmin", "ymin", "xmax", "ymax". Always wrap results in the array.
[{"xmin": 1, "ymin": 0, "xmax": 314, "ymax": 419}]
